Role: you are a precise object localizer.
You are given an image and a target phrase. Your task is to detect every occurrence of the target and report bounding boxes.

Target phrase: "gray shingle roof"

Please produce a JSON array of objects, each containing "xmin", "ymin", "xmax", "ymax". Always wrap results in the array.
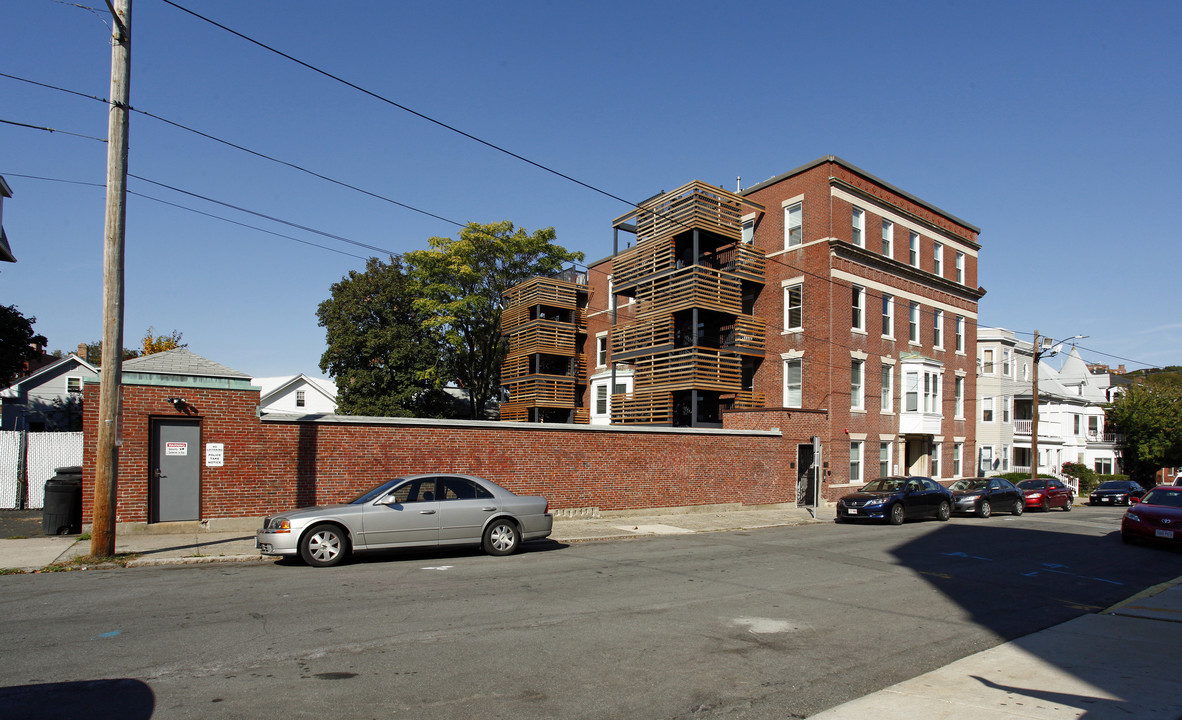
[{"xmin": 122, "ymin": 348, "xmax": 250, "ymax": 379}]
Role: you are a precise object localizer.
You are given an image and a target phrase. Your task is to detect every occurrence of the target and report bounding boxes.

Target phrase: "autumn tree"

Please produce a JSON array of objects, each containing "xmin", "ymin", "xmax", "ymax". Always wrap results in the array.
[
  {"xmin": 406, "ymin": 221, "xmax": 583, "ymax": 419},
  {"xmin": 0, "ymin": 304, "xmax": 48, "ymax": 383},
  {"xmin": 141, "ymin": 327, "xmax": 186, "ymax": 355},
  {"xmin": 318, "ymin": 256, "xmax": 452, "ymax": 417},
  {"xmin": 1105, "ymin": 382, "xmax": 1182, "ymax": 485}
]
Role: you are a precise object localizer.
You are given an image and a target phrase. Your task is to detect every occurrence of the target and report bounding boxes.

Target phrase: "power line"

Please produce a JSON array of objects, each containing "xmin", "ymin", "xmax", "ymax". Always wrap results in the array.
[{"xmin": 0, "ymin": 117, "xmax": 106, "ymax": 143}]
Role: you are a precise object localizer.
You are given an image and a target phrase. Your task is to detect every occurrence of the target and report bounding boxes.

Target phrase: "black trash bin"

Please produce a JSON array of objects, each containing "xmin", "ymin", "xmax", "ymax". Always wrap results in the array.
[{"xmin": 42, "ymin": 466, "xmax": 83, "ymax": 536}]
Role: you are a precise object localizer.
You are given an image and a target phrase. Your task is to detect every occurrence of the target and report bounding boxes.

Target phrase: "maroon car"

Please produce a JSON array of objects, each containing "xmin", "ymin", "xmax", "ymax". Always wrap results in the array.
[
  {"xmin": 1017, "ymin": 478, "xmax": 1073, "ymax": 511},
  {"xmin": 1122, "ymin": 486, "xmax": 1182, "ymax": 546}
]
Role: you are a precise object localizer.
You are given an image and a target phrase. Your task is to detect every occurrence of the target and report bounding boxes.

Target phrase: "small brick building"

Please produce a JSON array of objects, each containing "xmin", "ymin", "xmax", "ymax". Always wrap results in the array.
[{"xmin": 83, "ymin": 349, "xmax": 827, "ymax": 528}]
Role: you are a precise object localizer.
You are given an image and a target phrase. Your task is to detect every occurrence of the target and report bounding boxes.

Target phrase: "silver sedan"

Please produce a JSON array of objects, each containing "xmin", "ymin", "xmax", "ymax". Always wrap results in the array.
[{"xmin": 256, "ymin": 474, "xmax": 553, "ymax": 567}]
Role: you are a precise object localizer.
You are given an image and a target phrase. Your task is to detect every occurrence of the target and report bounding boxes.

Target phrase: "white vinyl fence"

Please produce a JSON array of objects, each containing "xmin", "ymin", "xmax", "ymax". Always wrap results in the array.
[{"xmin": 0, "ymin": 431, "xmax": 84, "ymax": 509}]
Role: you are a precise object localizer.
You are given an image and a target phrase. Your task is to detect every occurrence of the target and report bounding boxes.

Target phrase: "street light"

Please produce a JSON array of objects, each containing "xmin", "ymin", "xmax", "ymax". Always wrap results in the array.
[{"xmin": 1030, "ymin": 331, "xmax": 1088, "ymax": 487}]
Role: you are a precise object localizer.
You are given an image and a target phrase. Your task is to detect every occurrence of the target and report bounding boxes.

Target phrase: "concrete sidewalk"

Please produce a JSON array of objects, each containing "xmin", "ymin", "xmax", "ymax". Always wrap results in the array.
[{"xmin": 3, "ymin": 506, "xmax": 1181, "ymax": 719}]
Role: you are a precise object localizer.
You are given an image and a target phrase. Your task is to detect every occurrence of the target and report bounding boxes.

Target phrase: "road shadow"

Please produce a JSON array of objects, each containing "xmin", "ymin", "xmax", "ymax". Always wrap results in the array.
[
  {"xmin": 0, "ymin": 678, "xmax": 154, "ymax": 720},
  {"xmin": 273, "ymin": 537, "xmax": 568, "ymax": 568}
]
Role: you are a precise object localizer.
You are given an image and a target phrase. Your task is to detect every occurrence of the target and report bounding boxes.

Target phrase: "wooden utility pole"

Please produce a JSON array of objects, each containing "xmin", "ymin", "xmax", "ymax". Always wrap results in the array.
[
  {"xmin": 92, "ymin": 0, "xmax": 131, "ymax": 557},
  {"xmin": 1030, "ymin": 330, "xmax": 1041, "ymax": 484}
]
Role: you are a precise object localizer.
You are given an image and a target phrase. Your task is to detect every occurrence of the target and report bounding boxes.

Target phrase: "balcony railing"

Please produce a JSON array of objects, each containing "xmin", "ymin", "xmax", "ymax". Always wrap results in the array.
[
  {"xmin": 630, "ymin": 266, "xmax": 744, "ymax": 318},
  {"xmin": 631, "ymin": 347, "xmax": 743, "ymax": 393},
  {"xmin": 630, "ymin": 181, "xmax": 749, "ymax": 244},
  {"xmin": 503, "ymin": 275, "xmax": 584, "ymax": 310},
  {"xmin": 504, "ymin": 375, "xmax": 578, "ymax": 407},
  {"xmin": 612, "ymin": 390, "xmax": 673, "ymax": 425},
  {"xmin": 504, "ymin": 319, "xmax": 578, "ymax": 357},
  {"xmin": 718, "ymin": 315, "xmax": 766, "ymax": 355}
]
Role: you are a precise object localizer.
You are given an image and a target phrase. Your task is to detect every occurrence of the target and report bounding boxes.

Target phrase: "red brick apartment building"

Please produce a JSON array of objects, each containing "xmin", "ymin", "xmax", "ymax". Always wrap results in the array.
[{"xmin": 503, "ymin": 156, "xmax": 984, "ymax": 499}]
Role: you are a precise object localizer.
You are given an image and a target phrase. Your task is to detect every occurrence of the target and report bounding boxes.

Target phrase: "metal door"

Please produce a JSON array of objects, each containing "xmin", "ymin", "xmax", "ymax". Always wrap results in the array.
[{"xmin": 151, "ymin": 419, "xmax": 201, "ymax": 522}]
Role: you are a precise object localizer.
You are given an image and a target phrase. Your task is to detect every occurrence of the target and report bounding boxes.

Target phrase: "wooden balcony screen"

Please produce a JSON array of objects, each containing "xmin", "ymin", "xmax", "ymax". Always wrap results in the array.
[
  {"xmin": 611, "ymin": 316, "xmax": 675, "ymax": 357},
  {"xmin": 723, "ymin": 390, "xmax": 767, "ymax": 410},
  {"xmin": 612, "ymin": 391, "xmax": 673, "ymax": 425},
  {"xmin": 504, "ymin": 375, "xmax": 578, "ymax": 407},
  {"xmin": 611, "ymin": 238, "xmax": 676, "ymax": 291},
  {"xmin": 503, "ymin": 276, "xmax": 582, "ymax": 311},
  {"xmin": 720, "ymin": 314, "xmax": 767, "ymax": 355},
  {"xmin": 629, "ymin": 266, "xmax": 743, "ymax": 319},
  {"xmin": 500, "ymin": 403, "xmax": 530, "ymax": 422},
  {"xmin": 504, "ymin": 320, "xmax": 578, "ymax": 357},
  {"xmin": 631, "ymin": 347, "xmax": 743, "ymax": 393},
  {"xmin": 629, "ymin": 180, "xmax": 748, "ymax": 244}
]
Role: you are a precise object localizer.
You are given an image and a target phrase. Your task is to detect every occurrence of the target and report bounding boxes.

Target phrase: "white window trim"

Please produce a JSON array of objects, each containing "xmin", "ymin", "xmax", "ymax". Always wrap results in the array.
[
  {"xmin": 595, "ymin": 332, "xmax": 608, "ymax": 368},
  {"xmin": 851, "ymin": 207, "xmax": 865, "ymax": 248},
  {"xmin": 933, "ymin": 241, "xmax": 944, "ymax": 277},
  {"xmin": 880, "ymin": 362, "xmax": 894, "ymax": 415},
  {"xmin": 881, "ymin": 294, "xmax": 894, "ymax": 339},
  {"xmin": 849, "ymin": 439, "xmax": 865, "ymax": 485},
  {"xmin": 851, "ymin": 358, "xmax": 865, "ymax": 412},
  {"xmin": 982, "ymin": 396, "xmax": 995, "ymax": 423},
  {"xmin": 783, "ymin": 198, "xmax": 804, "ymax": 249},
  {"xmin": 783, "ymin": 356, "xmax": 803, "ymax": 409},
  {"xmin": 882, "ymin": 219, "xmax": 894, "ymax": 258},
  {"xmin": 783, "ymin": 281, "xmax": 803, "ymax": 333},
  {"xmin": 851, "ymin": 285, "xmax": 866, "ymax": 333},
  {"xmin": 955, "ymin": 251, "xmax": 965, "ymax": 284},
  {"xmin": 908, "ymin": 302, "xmax": 920, "ymax": 345},
  {"xmin": 909, "ymin": 231, "xmax": 920, "ymax": 268}
]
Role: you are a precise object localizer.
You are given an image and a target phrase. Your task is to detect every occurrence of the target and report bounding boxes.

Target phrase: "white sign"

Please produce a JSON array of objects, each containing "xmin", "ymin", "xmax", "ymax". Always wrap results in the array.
[
  {"xmin": 205, "ymin": 443, "xmax": 225, "ymax": 468},
  {"xmin": 165, "ymin": 442, "xmax": 188, "ymax": 456}
]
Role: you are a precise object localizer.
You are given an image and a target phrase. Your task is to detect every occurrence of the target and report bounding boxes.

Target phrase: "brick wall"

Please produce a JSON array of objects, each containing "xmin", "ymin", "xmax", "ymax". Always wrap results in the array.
[{"xmin": 83, "ymin": 383, "xmax": 825, "ymax": 523}]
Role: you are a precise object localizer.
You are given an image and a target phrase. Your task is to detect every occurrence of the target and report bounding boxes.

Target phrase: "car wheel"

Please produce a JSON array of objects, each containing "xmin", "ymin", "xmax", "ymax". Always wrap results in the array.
[
  {"xmin": 1063, "ymin": 497, "xmax": 1073, "ymax": 512},
  {"xmin": 975, "ymin": 500, "xmax": 992, "ymax": 519},
  {"xmin": 888, "ymin": 503, "xmax": 905, "ymax": 526},
  {"xmin": 1041, "ymin": 499, "xmax": 1050, "ymax": 512},
  {"xmin": 483, "ymin": 518, "xmax": 520, "ymax": 556},
  {"xmin": 936, "ymin": 501, "xmax": 951, "ymax": 522},
  {"xmin": 1012, "ymin": 499, "xmax": 1024, "ymax": 516},
  {"xmin": 300, "ymin": 523, "xmax": 348, "ymax": 568}
]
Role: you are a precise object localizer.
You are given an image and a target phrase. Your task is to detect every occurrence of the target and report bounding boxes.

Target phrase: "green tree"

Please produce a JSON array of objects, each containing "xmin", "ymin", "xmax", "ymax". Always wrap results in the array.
[
  {"xmin": 80, "ymin": 340, "xmax": 140, "ymax": 366},
  {"xmin": 406, "ymin": 221, "xmax": 583, "ymax": 419},
  {"xmin": 0, "ymin": 305, "xmax": 48, "ymax": 383},
  {"xmin": 1105, "ymin": 382, "xmax": 1182, "ymax": 485},
  {"xmin": 318, "ymin": 256, "xmax": 450, "ymax": 417}
]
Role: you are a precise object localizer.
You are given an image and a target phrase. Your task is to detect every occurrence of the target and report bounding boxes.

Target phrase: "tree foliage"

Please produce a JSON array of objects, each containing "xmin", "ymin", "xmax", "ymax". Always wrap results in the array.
[
  {"xmin": 318, "ymin": 256, "xmax": 451, "ymax": 417},
  {"xmin": 0, "ymin": 305, "xmax": 48, "ymax": 383},
  {"xmin": 405, "ymin": 221, "xmax": 583, "ymax": 419},
  {"xmin": 1105, "ymin": 382, "xmax": 1182, "ymax": 485},
  {"xmin": 141, "ymin": 327, "xmax": 186, "ymax": 356}
]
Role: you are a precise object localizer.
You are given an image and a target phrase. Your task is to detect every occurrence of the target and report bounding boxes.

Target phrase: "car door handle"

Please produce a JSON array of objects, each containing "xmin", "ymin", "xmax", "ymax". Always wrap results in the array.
[
  {"xmin": 482, "ymin": 506, "xmax": 496, "ymax": 512},
  {"xmin": 419, "ymin": 509, "xmax": 436, "ymax": 515}
]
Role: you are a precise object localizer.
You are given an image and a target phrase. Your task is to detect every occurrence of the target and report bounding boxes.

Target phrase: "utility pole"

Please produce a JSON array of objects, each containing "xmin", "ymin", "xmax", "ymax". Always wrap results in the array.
[
  {"xmin": 1030, "ymin": 330, "xmax": 1041, "ymax": 484},
  {"xmin": 92, "ymin": 0, "xmax": 131, "ymax": 558}
]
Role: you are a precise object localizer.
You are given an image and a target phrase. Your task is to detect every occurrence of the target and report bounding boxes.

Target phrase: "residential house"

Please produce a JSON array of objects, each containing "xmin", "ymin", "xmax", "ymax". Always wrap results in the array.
[
  {"xmin": 1, "ymin": 354, "xmax": 98, "ymax": 430},
  {"xmin": 503, "ymin": 156, "xmax": 985, "ymax": 500},
  {"xmin": 253, "ymin": 375, "xmax": 338, "ymax": 415}
]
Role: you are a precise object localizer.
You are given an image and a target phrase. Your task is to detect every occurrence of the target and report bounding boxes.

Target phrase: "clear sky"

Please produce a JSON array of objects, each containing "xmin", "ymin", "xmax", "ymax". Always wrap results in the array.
[{"xmin": 2, "ymin": 0, "xmax": 1179, "ymax": 379}]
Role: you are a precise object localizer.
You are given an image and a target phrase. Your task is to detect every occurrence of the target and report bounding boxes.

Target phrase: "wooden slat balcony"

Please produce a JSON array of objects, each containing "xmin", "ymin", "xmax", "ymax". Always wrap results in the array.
[
  {"xmin": 504, "ymin": 319, "xmax": 578, "ymax": 357},
  {"xmin": 612, "ymin": 391, "xmax": 673, "ymax": 425},
  {"xmin": 573, "ymin": 307, "xmax": 587, "ymax": 333},
  {"xmin": 723, "ymin": 390, "xmax": 767, "ymax": 410},
  {"xmin": 573, "ymin": 407, "xmax": 590, "ymax": 424},
  {"xmin": 716, "ymin": 243, "xmax": 766, "ymax": 284},
  {"xmin": 630, "ymin": 266, "xmax": 743, "ymax": 318},
  {"xmin": 500, "ymin": 354, "xmax": 532, "ymax": 383},
  {"xmin": 719, "ymin": 314, "xmax": 766, "ymax": 356},
  {"xmin": 613, "ymin": 181, "xmax": 747, "ymax": 244},
  {"xmin": 501, "ymin": 304, "xmax": 531, "ymax": 332},
  {"xmin": 505, "ymin": 375, "xmax": 578, "ymax": 407},
  {"xmin": 611, "ymin": 238, "xmax": 676, "ymax": 291},
  {"xmin": 499, "ymin": 404, "xmax": 530, "ymax": 422},
  {"xmin": 612, "ymin": 316, "xmax": 675, "ymax": 358},
  {"xmin": 632, "ymin": 347, "xmax": 744, "ymax": 393},
  {"xmin": 503, "ymin": 275, "xmax": 583, "ymax": 310}
]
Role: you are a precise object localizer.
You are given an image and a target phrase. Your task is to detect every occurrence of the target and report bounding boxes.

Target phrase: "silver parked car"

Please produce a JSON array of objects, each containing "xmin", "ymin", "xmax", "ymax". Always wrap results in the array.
[{"xmin": 256, "ymin": 474, "xmax": 553, "ymax": 567}]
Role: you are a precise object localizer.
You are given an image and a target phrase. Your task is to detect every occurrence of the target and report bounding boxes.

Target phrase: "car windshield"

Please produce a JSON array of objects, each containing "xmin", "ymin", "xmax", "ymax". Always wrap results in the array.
[
  {"xmin": 1017, "ymin": 480, "xmax": 1046, "ymax": 490},
  {"xmin": 348, "ymin": 478, "xmax": 404, "ymax": 505},
  {"xmin": 1098, "ymin": 481, "xmax": 1129, "ymax": 490},
  {"xmin": 950, "ymin": 479, "xmax": 988, "ymax": 492},
  {"xmin": 1141, "ymin": 489, "xmax": 1182, "ymax": 508},
  {"xmin": 861, "ymin": 478, "xmax": 904, "ymax": 493}
]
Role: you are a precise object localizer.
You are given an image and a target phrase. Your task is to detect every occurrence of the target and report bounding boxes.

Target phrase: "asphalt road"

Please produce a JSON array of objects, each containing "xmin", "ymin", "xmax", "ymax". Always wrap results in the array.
[{"xmin": 1, "ymin": 505, "xmax": 1177, "ymax": 720}]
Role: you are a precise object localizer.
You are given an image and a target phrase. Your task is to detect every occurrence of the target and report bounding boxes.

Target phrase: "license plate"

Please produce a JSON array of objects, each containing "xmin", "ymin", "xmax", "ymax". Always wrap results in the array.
[
  {"xmin": 848, "ymin": 508, "xmax": 858, "ymax": 515},
  {"xmin": 1156, "ymin": 529, "xmax": 1174, "ymax": 539},
  {"xmin": 1101, "ymin": 498, "xmax": 1111, "ymax": 503}
]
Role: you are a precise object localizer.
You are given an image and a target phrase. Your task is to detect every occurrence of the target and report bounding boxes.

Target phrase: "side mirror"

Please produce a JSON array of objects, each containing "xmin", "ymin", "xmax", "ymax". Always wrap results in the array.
[{"xmin": 1129, "ymin": 496, "xmax": 1141, "ymax": 505}]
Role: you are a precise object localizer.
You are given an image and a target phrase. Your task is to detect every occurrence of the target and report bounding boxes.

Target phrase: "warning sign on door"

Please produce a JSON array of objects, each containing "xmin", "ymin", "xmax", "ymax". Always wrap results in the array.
[{"xmin": 165, "ymin": 442, "xmax": 188, "ymax": 456}]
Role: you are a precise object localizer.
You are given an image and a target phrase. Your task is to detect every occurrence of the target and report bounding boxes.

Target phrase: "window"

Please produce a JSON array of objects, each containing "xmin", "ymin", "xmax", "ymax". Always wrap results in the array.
[
  {"xmin": 1095, "ymin": 458, "xmax": 1113, "ymax": 474},
  {"xmin": 904, "ymin": 369, "xmax": 919, "ymax": 412},
  {"xmin": 1074, "ymin": 414, "xmax": 1082, "ymax": 435},
  {"xmin": 850, "ymin": 441, "xmax": 864, "ymax": 484},
  {"xmin": 441, "ymin": 476, "xmax": 494, "ymax": 501},
  {"xmin": 881, "ymin": 220, "xmax": 893, "ymax": 257},
  {"xmin": 953, "ymin": 443, "xmax": 963, "ymax": 477},
  {"xmin": 909, "ymin": 231, "xmax": 920, "ymax": 267},
  {"xmin": 596, "ymin": 385, "xmax": 608, "ymax": 415},
  {"xmin": 1002, "ymin": 349, "xmax": 1011, "ymax": 377},
  {"xmin": 933, "ymin": 242, "xmax": 944, "ymax": 276},
  {"xmin": 881, "ymin": 364, "xmax": 893, "ymax": 412},
  {"xmin": 982, "ymin": 349, "xmax": 994, "ymax": 374},
  {"xmin": 909, "ymin": 302, "xmax": 920, "ymax": 343},
  {"xmin": 931, "ymin": 443, "xmax": 941, "ymax": 478},
  {"xmin": 784, "ymin": 358, "xmax": 802, "ymax": 408},
  {"xmin": 851, "ymin": 359, "xmax": 865, "ymax": 411},
  {"xmin": 955, "ymin": 377, "xmax": 965, "ymax": 418},
  {"xmin": 851, "ymin": 286, "xmax": 865, "ymax": 331},
  {"xmin": 1002, "ymin": 395, "xmax": 1011, "ymax": 423},
  {"xmin": 785, "ymin": 202, "xmax": 802, "ymax": 248},
  {"xmin": 932, "ymin": 310, "xmax": 944, "ymax": 349},
  {"xmin": 296, "ymin": 390, "xmax": 306, "ymax": 407},
  {"xmin": 881, "ymin": 294, "xmax": 894, "ymax": 337},
  {"xmin": 955, "ymin": 251, "xmax": 965, "ymax": 283},
  {"xmin": 879, "ymin": 442, "xmax": 892, "ymax": 477},
  {"xmin": 1022, "ymin": 362, "xmax": 1029, "ymax": 381},
  {"xmin": 1001, "ymin": 445, "xmax": 1010, "ymax": 472},
  {"xmin": 1088, "ymin": 415, "xmax": 1100, "ymax": 438},
  {"xmin": 785, "ymin": 284, "xmax": 802, "ymax": 331},
  {"xmin": 596, "ymin": 334, "xmax": 608, "ymax": 367},
  {"xmin": 66, "ymin": 377, "xmax": 83, "ymax": 393},
  {"xmin": 741, "ymin": 218, "xmax": 754, "ymax": 244},
  {"xmin": 851, "ymin": 207, "xmax": 865, "ymax": 247},
  {"xmin": 979, "ymin": 446, "xmax": 993, "ymax": 474},
  {"xmin": 923, "ymin": 370, "xmax": 940, "ymax": 413},
  {"xmin": 955, "ymin": 316, "xmax": 965, "ymax": 353},
  {"xmin": 982, "ymin": 396, "xmax": 995, "ymax": 422}
]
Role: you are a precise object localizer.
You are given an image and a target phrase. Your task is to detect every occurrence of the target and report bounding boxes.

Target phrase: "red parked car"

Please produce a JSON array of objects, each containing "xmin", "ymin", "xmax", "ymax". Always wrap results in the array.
[
  {"xmin": 1017, "ymin": 478, "xmax": 1073, "ymax": 512},
  {"xmin": 1122, "ymin": 486, "xmax": 1182, "ymax": 546}
]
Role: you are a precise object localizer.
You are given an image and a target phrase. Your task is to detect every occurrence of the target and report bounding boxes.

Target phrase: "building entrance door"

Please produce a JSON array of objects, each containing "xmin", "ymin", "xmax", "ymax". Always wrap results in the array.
[
  {"xmin": 150, "ymin": 418, "xmax": 201, "ymax": 522},
  {"xmin": 796, "ymin": 444, "xmax": 816, "ymax": 506},
  {"xmin": 905, "ymin": 436, "xmax": 930, "ymax": 476}
]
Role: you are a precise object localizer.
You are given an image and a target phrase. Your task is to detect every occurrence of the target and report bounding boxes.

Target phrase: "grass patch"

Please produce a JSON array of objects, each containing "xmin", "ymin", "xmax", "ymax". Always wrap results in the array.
[
  {"xmin": 4, "ymin": 535, "xmax": 30, "ymax": 540},
  {"xmin": 0, "ymin": 567, "xmax": 27, "ymax": 575},
  {"xmin": 40, "ymin": 553, "xmax": 140, "ymax": 572},
  {"xmin": 78, "ymin": 532, "xmax": 91, "ymax": 541}
]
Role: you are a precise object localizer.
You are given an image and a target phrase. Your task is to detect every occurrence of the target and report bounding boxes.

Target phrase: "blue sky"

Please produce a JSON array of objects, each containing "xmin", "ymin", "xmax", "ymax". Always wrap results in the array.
[{"xmin": 2, "ymin": 0, "xmax": 1179, "ymax": 378}]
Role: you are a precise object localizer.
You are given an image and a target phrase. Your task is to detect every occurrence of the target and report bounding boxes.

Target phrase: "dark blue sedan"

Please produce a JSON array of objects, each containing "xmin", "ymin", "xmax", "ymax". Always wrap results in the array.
[{"xmin": 836, "ymin": 476, "xmax": 954, "ymax": 525}]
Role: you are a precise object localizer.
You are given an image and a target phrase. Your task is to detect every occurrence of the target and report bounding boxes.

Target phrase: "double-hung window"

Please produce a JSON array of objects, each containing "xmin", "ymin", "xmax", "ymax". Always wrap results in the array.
[
  {"xmin": 953, "ymin": 443, "xmax": 963, "ymax": 477},
  {"xmin": 784, "ymin": 284, "xmax": 803, "ymax": 331},
  {"xmin": 851, "ymin": 207, "xmax": 865, "ymax": 247},
  {"xmin": 851, "ymin": 359, "xmax": 865, "ymax": 411},
  {"xmin": 954, "ymin": 376, "xmax": 965, "ymax": 418},
  {"xmin": 955, "ymin": 316, "xmax": 965, "ymax": 352},
  {"xmin": 1002, "ymin": 395, "xmax": 1011, "ymax": 423},
  {"xmin": 880, "ymin": 364, "xmax": 894, "ymax": 412},
  {"xmin": 784, "ymin": 358, "xmax": 802, "ymax": 408},
  {"xmin": 982, "ymin": 349, "xmax": 995, "ymax": 374},
  {"xmin": 1002, "ymin": 349, "xmax": 1011, "ymax": 377},
  {"xmin": 909, "ymin": 231, "xmax": 920, "ymax": 267},
  {"xmin": 296, "ymin": 390, "xmax": 306, "ymax": 408},
  {"xmin": 933, "ymin": 242, "xmax": 944, "ymax": 276},
  {"xmin": 904, "ymin": 369, "xmax": 919, "ymax": 412},
  {"xmin": 596, "ymin": 333, "xmax": 608, "ymax": 367},
  {"xmin": 982, "ymin": 396, "xmax": 995, "ymax": 422},
  {"xmin": 932, "ymin": 310, "xmax": 944, "ymax": 349},
  {"xmin": 785, "ymin": 202, "xmax": 803, "ymax": 248},
  {"xmin": 851, "ymin": 286, "xmax": 865, "ymax": 331},
  {"xmin": 881, "ymin": 220, "xmax": 893, "ymax": 257},
  {"xmin": 955, "ymin": 252, "xmax": 965, "ymax": 283},
  {"xmin": 850, "ymin": 441, "xmax": 864, "ymax": 484},
  {"xmin": 879, "ymin": 442, "xmax": 892, "ymax": 477},
  {"xmin": 909, "ymin": 302, "xmax": 920, "ymax": 343},
  {"xmin": 931, "ymin": 443, "xmax": 941, "ymax": 478},
  {"xmin": 881, "ymin": 294, "xmax": 894, "ymax": 337},
  {"xmin": 923, "ymin": 371, "xmax": 940, "ymax": 413}
]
